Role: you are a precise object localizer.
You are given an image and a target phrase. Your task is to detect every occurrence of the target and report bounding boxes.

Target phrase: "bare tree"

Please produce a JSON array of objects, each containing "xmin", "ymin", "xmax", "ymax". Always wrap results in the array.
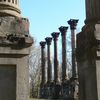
[{"xmin": 29, "ymin": 41, "xmax": 41, "ymax": 98}]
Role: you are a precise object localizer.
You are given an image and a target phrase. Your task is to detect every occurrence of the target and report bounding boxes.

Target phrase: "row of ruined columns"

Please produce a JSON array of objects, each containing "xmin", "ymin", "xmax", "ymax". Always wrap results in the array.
[
  {"xmin": 38, "ymin": 0, "xmax": 100, "ymax": 99},
  {"xmin": 39, "ymin": 19, "xmax": 78, "ymax": 99}
]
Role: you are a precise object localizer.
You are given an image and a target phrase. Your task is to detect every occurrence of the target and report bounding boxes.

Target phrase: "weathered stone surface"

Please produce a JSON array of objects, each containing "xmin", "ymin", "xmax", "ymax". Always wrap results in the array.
[
  {"xmin": 0, "ymin": 0, "xmax": 21, "ymax": 17},
  {"xmin": 0, "ymin": 65, "xmax": 16, "ymax": 100},
  {"xmin": 76, "ymin": 24, "xmax": 97, "ymax": 61},
  {"xmin": 0, "ymin": 16, "xmax": 33, "ymax": 48},
  {"xmin": 95, "ymin": 24, "xmax": 100, "ymax": 99},
  {"xmin": 0, "ymin": 1, "xmax": 33, "ymax": 100},
  {"xmin": 76, "ymin": 23, "xmax": 100, "ymax": 100},
  {"xmin": 85, "ymin": 0, "xmax": 100, "ymax": 22},
  {"xmin": 0, "ymin": 46, "xmax": 31, "ymax": 100},
  {"xmin": 77, "ymin": 0, "xmax": 100, "ymax": 100},
  {"xmin": 0, "ymin": 16, "xmax": 29, "ymax": 36}
]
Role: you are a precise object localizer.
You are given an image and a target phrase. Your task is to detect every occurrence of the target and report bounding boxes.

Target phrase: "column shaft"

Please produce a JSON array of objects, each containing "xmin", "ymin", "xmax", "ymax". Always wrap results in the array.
[
  {"xmin": 68, "ymin": 19, "xmax": 78, "ymax": 78},
  {"xmin": 40, "ymin": 42, "xmax": 46, "ymax": 85},
  {"xmin": 85, "ymin": 0, "xmax": 100, "ymax": 22},
  {"xmin": 71, "ymin": 29, "xmax": 76, "ymax": 78},
  {"xmin": 62, "ymin": 34, "xmax": 67, "ymax": 80},
  {"xmin": 41, "ymin": 47, "xmax": 46, "ymax": 84},
  {"xmin": 51, "ymin": 32, "xmax": 60, "ymax": 83},
  {"xmin": 59, "ymin": 26, "xmax": 68, "ymax": 81},
  {"xmin": 45, "ymin": 37, "xmax": 52, "ymax": 83},
  {"xmin": 54, "ymin": 40, "xmax": 59, "ymax": 81},
  {"xmin": 47, "ymin": 45, "xmax": 52, "ymax": 82}
]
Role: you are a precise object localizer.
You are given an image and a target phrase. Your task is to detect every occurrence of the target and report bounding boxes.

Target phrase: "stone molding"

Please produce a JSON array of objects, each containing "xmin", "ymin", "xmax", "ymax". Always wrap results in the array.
[
  {"xmin": 0, "ymin": 16, "xmax": 33, "ymax": 49},
  {"xmin": 76, "ymin": 24, "xmax": 97, "ymax": 61},
  {"xmin": 0, "ymin": 0, "xmax": 21, "ymax": 17}
]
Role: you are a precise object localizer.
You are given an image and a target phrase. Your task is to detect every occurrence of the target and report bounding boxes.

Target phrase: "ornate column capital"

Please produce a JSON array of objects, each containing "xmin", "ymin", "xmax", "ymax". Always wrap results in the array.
[
  {"xmin": 40, "ymin": 41, "xmax": 46, "ymax": 48},
  {"xmin": 68, "ymin": 19, "xmax": 79, "ymax": 30},
  {"xmin": 45, "ymin": 37, "xmax": 52, "ymax": 45},
  {"xmin": 59, "ymin": 26, "xmax": 68, "ymax": 35},
  {"xmin": 51, "ymin": 32, "xmax": 60, "ymax": 41}
]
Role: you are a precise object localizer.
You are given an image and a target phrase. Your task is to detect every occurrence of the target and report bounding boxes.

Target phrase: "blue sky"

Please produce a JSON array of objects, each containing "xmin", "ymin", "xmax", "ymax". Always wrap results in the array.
[{"xmin": 20, "ymin": 0, "xmax": 85, "ymax": 45}]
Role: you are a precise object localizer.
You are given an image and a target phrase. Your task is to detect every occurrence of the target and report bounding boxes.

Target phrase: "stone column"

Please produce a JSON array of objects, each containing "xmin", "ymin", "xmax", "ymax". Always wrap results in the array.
[
  {"xmin": 51, "ymin": 32, "xmax": 60, "ymax": 83},
  {"xmin": 59, "ymin": 26, "xmax": 69, "ymax": 99},
  {"xmin": 51, "ymin": 32, "xmax": 61, "ymax": 99},
  {"xmin": 45, "ymin": 37, "xmax": 52, "ymax": 98},
  {"xmin": 68, "ymin": 19, "xmax": 78, "ymax": 78},
  {"xmin": 59, "ymin": 26, "xmax": 68, "ymax": 81},
  {"xmin": 45, "ymin": 37, "xmax": 52, "ymax": 83},
  {"xmin": 39, "ymin": 41, "xmax": 46, "ymax": 98},
  {"xmin": 40, "ymin": 41, "xmax": 46, "ymax": 85},
  {"xmin": 76, "ymin": 0, "xmax": 100, "ymax": 99}
]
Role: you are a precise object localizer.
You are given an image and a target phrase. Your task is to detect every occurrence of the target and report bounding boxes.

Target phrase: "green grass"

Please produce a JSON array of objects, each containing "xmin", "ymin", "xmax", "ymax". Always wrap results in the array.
[
  {"xmin": 30, "ymin": 98, "xmax": 43, "ymax": 100},
  {"xmin": 30, "ymin": 99, "xmax": 39, "ymax": 100},
  {"xmin": 30, "ymin": 98, "xmax": 47, "ymax": 100}
]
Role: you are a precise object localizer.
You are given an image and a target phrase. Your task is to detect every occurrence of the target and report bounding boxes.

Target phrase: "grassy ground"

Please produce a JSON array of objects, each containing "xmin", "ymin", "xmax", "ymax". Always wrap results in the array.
[
  {"xmin": 30, "ymin": 98, "xmax": 49, "ymax": 100},
  {"xmin": 30, "ymin": 98, "xmax": 58, "ymax": 100},
  {"xmin": 30, "ymin": 98, "xmax": 44, "ymax": 100}
]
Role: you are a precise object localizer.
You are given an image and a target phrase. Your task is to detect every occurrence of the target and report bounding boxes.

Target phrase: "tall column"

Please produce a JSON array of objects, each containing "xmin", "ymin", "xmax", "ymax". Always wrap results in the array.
[
  {"xmin": 40, "ymin": 41, "xmax": 46, "ymax": 85},
  {"xmin": 51, "ymin": 32, "xmax": 60, "ymax": 83},
  {"xmin": 59, "ymin": 26, "xmax": 68, "ymax": 81},
  {"xmin": 68, "ymin": 19, "xmax": 78, "ymax": 78},
  {"xmin": 59, "ymin": 26, "xmax": 70, "ymax": 99},
  {"xmin": 45, "ymin": 37, "xmax": 52, "ymax": 83},
  {"xmin": 51, "ymin": 32, "xmax": 61, "ymax": 99}
]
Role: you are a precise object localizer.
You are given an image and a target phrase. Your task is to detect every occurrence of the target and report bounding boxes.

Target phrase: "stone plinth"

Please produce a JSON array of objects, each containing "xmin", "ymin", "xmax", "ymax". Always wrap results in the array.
[
  {"xmin": 0, "ymin": 47, "xmax": 31, "ymax": 100},
  {"xmin": 95, "ymin": 24, "xmax": 100, "ymax": 100},
  {"xmin": 76, "ymin": 0, "xmax": 100, "ymax": 99},
  {"xmin": 0, "ymin": 16, "xmax": 33, "ymax": 100},
  {"xmin": 0, "ymin": 0, "xmax": 33, "ymax": 99},
  {"xmin": 76, "ymin": 23, "xmax": 98, "ymax": 100}
]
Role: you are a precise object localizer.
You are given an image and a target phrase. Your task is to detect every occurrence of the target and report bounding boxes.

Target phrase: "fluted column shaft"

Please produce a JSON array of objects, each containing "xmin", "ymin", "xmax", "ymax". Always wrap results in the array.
[
  {"xmin": 45, "ymin": 37, "xmax": 52, "ymax": 83},
  {"xmin": 59, "ymin": 26, "xmax": 68, "ymax": 82},
  {"xmin": 85, "ymin": 0, "xmax": 100, "ymax": 23},
  {"xmin": 68, "ymin": 19, "xmax": 78, "ymax": 78},
  {"xmin": 51, "ymin": 32, "xmax": 60, "ymax": 83},
  {"xmin": 40, "ymin": 41, "xmax": 46, "ymax": 85}
]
